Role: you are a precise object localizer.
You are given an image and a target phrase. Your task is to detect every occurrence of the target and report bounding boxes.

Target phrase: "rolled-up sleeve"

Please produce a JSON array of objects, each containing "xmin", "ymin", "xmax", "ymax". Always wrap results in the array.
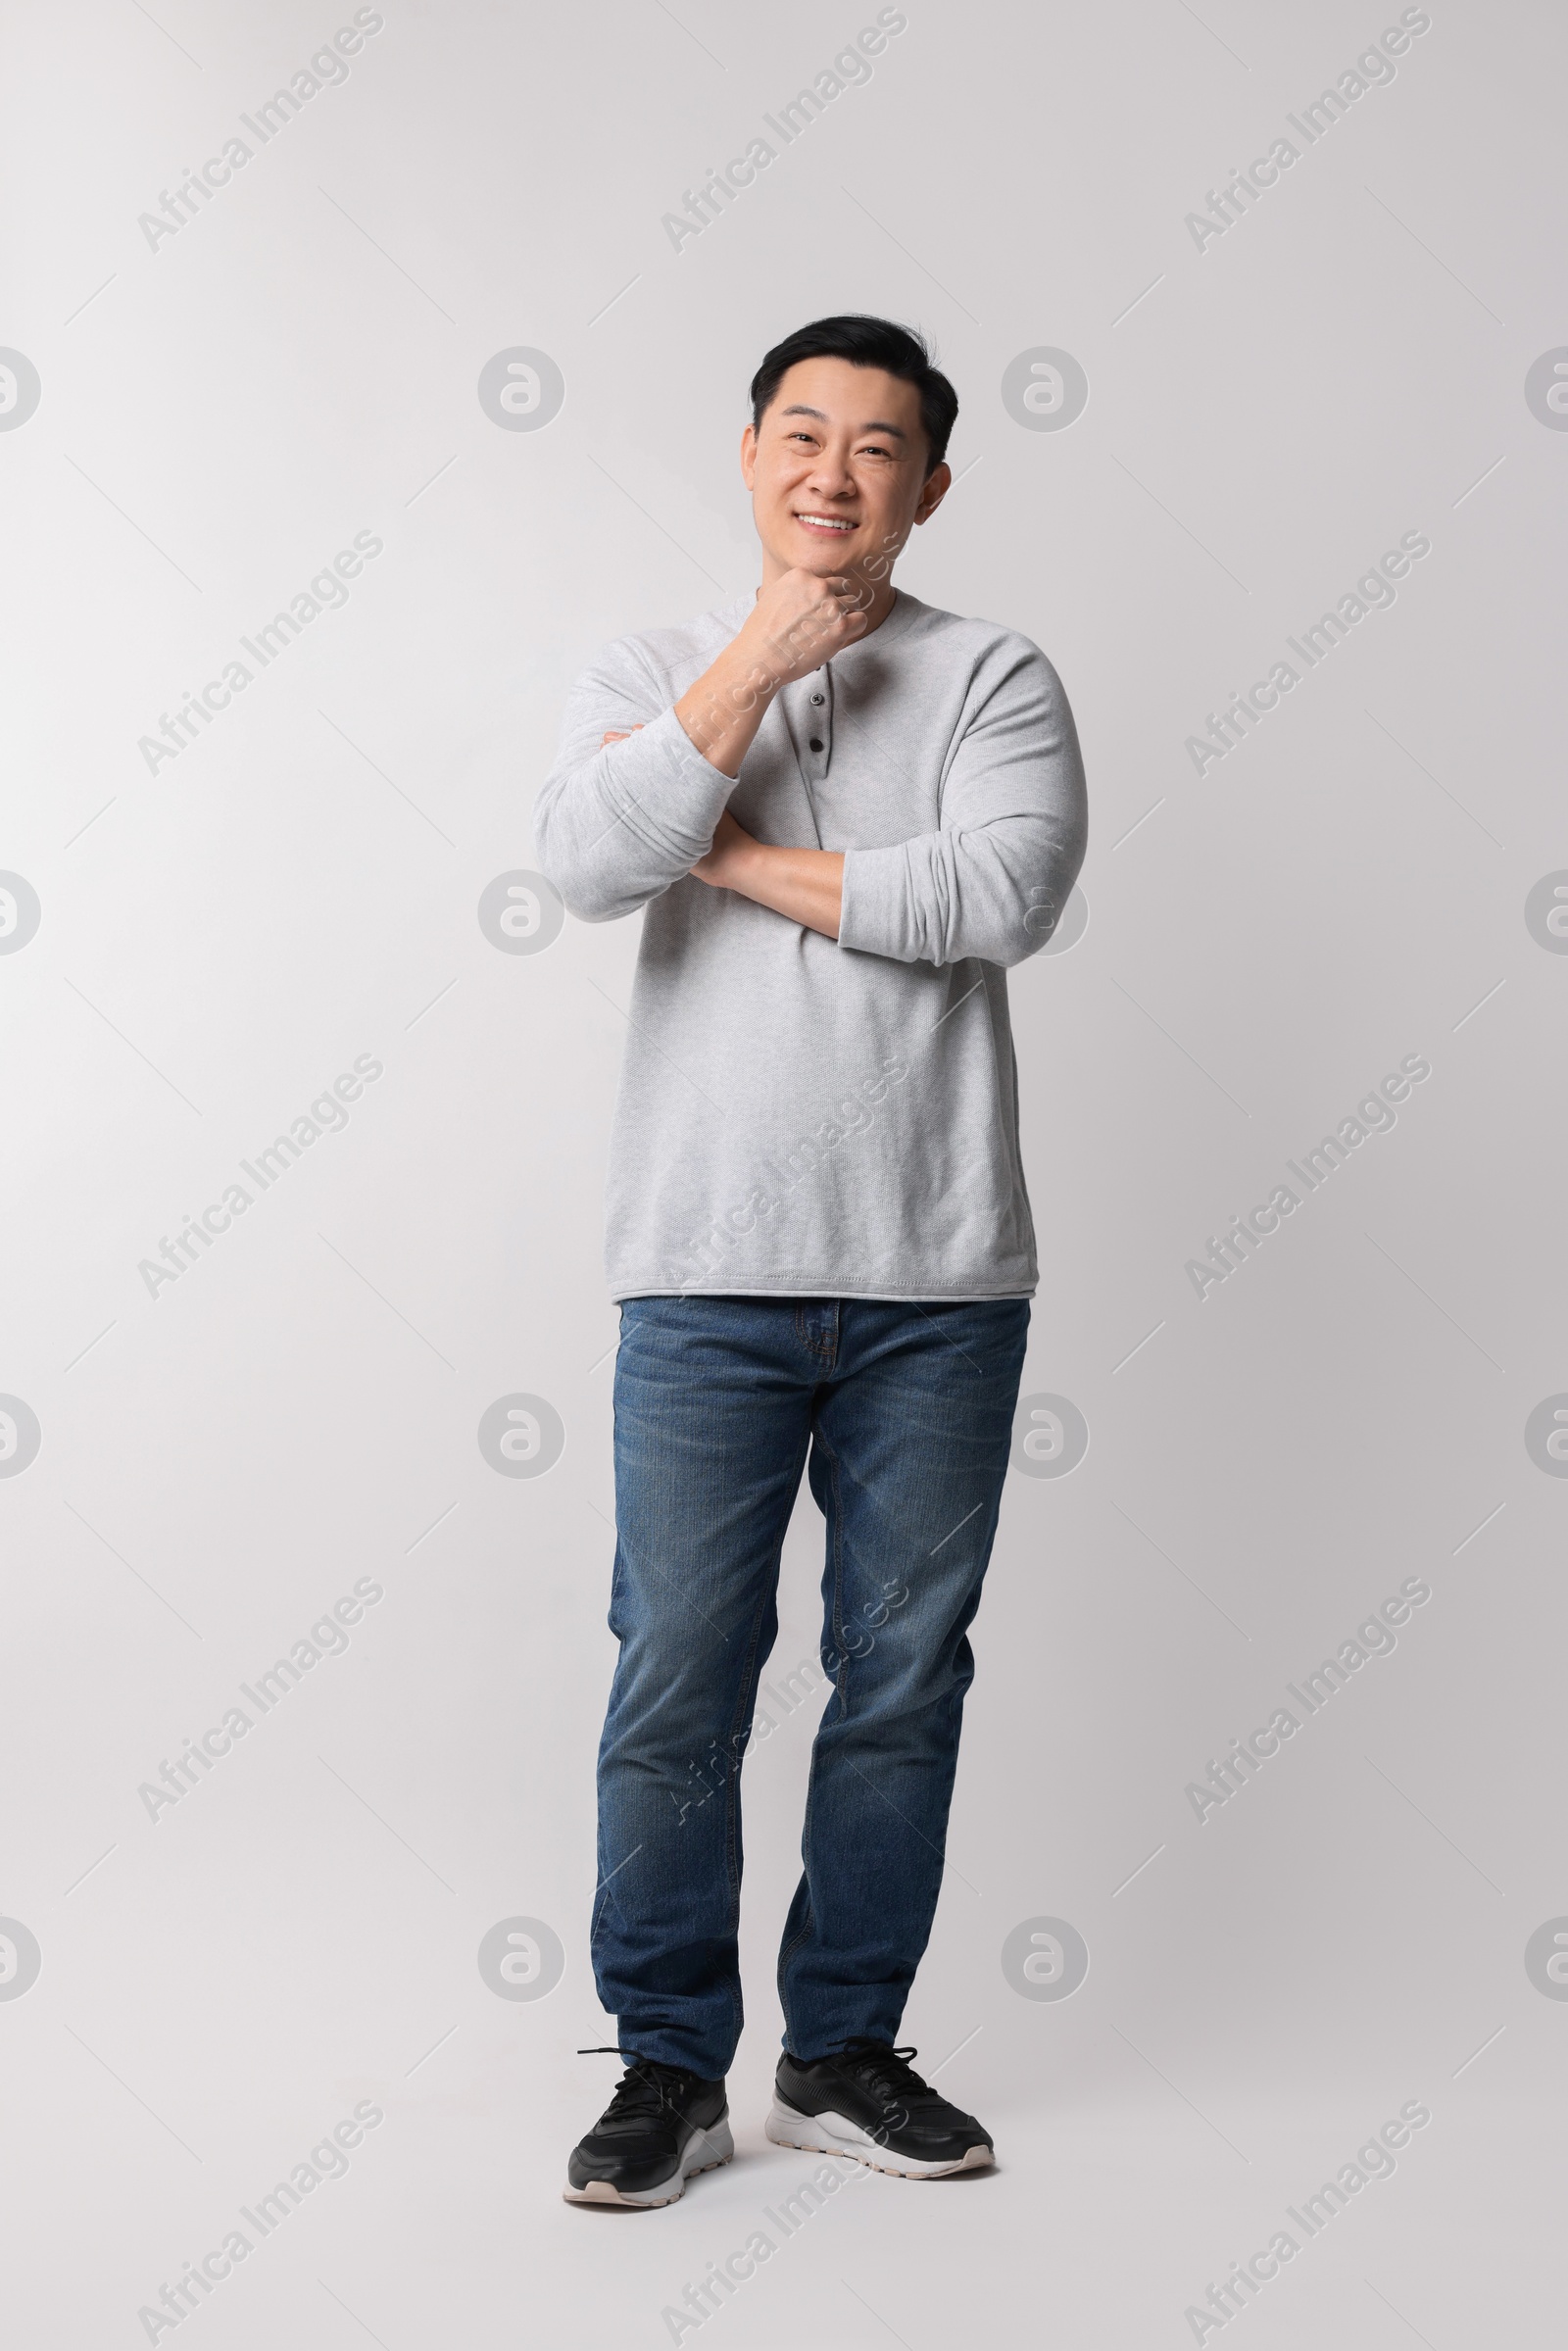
[
  {"xmin": 532, "ymin": 658, "xmax": 736, "ymax": 924},
  {"xmin": 837, "ymin": 640, "xmax": 1088, "ymax": 969}
]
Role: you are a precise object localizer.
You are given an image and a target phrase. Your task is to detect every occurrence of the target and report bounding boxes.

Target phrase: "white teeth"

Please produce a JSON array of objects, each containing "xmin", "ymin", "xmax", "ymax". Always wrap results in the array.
[{"xmin": 797, "ymin": 515, "xmax": 854, "ymax": 530}]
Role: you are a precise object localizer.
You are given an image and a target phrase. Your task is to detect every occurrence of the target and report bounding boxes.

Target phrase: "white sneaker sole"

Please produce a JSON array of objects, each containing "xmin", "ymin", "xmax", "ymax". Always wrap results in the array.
[
  {"xmin": 563, "ymin": 2115, "xmax": 734, "ymax": 2208},
  {"xmin": 764, "ymin": 2096, "xmax": 994, "ymax": 2180}
]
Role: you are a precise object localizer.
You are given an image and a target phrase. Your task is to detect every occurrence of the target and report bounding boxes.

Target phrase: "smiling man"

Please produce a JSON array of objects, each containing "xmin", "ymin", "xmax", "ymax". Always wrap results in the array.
[{"xmin": 534, "ymin": 316, "xmax": 1087, "ymax": 2208}]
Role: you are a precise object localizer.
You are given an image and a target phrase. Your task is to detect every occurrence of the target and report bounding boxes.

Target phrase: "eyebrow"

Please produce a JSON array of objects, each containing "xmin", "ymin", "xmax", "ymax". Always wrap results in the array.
[{"xmin": 776, "ymin": 404, "xmax": 908, "ymax": 439}]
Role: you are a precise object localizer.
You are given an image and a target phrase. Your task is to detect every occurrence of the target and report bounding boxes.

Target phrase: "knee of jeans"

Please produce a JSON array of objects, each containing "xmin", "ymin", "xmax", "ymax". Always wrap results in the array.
[
  {"xmin": 622, "ymin": 1608, "xmax": 735, "ymax": 1685},
  {"xmin": 840, "ymin": 1637, "xmax": 973, "ymax": 1718},
  {"xmin": 607, "ymin": 1651, "xmax": 740, "ymax": 1751}
]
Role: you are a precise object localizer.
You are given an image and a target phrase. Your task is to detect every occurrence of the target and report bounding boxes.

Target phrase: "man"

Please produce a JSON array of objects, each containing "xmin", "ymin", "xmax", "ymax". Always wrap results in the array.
[{"xmin": 534, "ymin": 315, "xmax": 1087, "ymax": 2207}]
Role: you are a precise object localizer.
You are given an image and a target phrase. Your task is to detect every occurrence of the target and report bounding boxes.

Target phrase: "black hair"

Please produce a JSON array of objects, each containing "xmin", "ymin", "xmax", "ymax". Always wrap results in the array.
[{"xmin": 749, "ymin": 314, "xmax": 957, "ymax": 471}]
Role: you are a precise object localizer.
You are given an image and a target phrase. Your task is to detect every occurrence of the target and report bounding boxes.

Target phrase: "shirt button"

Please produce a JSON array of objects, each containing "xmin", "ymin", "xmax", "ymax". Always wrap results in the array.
[
  {"xmin": 809, "ymin": 692, "xmax": 825, "ymax": 706},
  {"xmin": 808, "ymin": 736, "xmax": 823, "ymax": 753}
]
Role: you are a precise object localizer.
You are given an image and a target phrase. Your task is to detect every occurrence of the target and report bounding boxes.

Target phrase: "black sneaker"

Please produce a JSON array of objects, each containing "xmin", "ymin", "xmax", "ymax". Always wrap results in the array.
[
  {"xmin": 564, "ymin": 2051, "xmax": 733, "ymax": 2208},
  {"xmin": 766, "ymin": 2041, "xmax": 994, "ymax": 2179}
]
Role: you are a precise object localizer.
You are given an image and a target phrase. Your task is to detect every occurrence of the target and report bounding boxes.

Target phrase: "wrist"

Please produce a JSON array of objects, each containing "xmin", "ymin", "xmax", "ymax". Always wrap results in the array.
[
  {"xmin": 693, "ymin": 639, "xmax": 777, "ymax": 737},
  {"xmin": 716, "ymin": 630, "xmax": 782, "ymax": 715}
]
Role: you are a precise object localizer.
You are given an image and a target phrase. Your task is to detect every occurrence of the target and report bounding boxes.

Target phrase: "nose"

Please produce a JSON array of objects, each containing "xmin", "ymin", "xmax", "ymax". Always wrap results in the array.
[{"xmin": 802, "ymin": 442, "xmax": 856, "ymax": 499}]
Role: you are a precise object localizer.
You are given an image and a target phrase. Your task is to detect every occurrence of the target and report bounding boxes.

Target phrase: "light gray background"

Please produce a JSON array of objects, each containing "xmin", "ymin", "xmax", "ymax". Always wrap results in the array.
[{"xmin": 3, "ymin": 1, "xmax": 1564, "ymax": 2343}]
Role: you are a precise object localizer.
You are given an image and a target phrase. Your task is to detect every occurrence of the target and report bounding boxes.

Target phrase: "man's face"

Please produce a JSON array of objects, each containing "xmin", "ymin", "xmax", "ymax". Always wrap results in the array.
[{"xmin": 742, "ymin": 357, "xmax": 950, "ymax": 587}]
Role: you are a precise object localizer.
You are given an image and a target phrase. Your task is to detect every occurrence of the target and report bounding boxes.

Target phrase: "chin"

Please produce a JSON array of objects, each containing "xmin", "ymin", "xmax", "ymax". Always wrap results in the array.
[{"xmin": 794, "ymin": 534, "xmax": 859, "ymax": 566}]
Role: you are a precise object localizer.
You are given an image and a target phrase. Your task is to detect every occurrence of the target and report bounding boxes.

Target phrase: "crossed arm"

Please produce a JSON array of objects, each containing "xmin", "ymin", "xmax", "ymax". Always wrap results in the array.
[
  {"xmin": 601, "ymin": 726, "xmax": 845, "ymax": 942},
  {"xmin": 589, "ymin": 568, "xmax": 870, "ymax": 941},
  {"xmin": 536, "ymin": 593, "xmax": 1089, "ymax": 967}
]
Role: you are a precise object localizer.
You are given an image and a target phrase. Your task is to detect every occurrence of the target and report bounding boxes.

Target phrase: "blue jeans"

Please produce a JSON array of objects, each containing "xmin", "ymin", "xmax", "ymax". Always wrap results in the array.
[{"xmin": 592, "ymin": 1293, "xmax": 1030, "ymax": 2078}]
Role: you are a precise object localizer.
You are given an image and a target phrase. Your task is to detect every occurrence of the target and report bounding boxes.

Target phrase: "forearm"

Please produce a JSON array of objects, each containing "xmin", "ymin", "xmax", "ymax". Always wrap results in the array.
[
  {"xmin": 712, "ymin": 836, "xmax": 845, "ymax": 940},
  {"xmin": 672, "ymin": 639, "xmax": 775, "ymax": 775},
  {"xmin": 839, "ymin": 811, "xmax": 1086, "ymax": 969},
  {"xmin": 674, "ymin": 637, "xmax": 782, "ymax": 779},
  {"xmin": 674, "ymin": 582, "xmax": 866, "ymax": 778}
]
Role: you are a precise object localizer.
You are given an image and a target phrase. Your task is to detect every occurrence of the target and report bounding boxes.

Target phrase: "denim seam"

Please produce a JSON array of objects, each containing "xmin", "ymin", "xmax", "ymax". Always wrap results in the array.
[
  {"xmin": 723, "ymin": 1562, "xmax": 779, "ymax": 1907},
  {"xmin": 776, "ymin": 1416, "xmax": 848, "ymax": 2042},
  {"xmin": 716, "ymin": 1426, "xmax": 810, "ymax": 2047},
  {"xmin": 817, "ymin": 1423, "xmax": 852, "ymax": 1712},
  {"xmin": 793, "ymin": 1302, "xmax": 839, "ymax": 1366}
]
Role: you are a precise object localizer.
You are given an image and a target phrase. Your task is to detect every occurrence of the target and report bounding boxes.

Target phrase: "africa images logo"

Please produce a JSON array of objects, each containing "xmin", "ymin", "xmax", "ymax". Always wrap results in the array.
[
  {"xmin": 477, "ymin": 1918, "xmax": 565, "ymax": 2000},
  {"xmin": 476, "ymin": 350, "xmax": 564, "ymax": 432},
  {"xmin": 477, "ymin": 1396, "xmax": 565, "ymax": 1477}
]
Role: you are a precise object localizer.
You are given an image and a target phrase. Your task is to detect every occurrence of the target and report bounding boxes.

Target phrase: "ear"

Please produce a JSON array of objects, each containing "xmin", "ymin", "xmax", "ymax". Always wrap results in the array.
[
  {"xmin": 913, "ymin": 461, "xmax": 952, "ymax": 527},
  {"xmin": 740, "ymin": 421, "xmax": 759, "ymax": 490}
]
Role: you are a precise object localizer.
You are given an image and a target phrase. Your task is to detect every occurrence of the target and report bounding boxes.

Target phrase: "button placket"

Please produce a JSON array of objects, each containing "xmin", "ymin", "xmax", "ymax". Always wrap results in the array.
[{"xmin": 806, "ymin": 670, "xmax": 830, "ymax": 761}]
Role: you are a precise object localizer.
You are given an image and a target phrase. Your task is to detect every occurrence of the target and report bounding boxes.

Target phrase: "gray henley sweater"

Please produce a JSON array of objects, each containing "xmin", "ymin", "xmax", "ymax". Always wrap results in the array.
[{"xmin": 533, "ymin": 588, "xmax": 1088, "ymax": 1301}]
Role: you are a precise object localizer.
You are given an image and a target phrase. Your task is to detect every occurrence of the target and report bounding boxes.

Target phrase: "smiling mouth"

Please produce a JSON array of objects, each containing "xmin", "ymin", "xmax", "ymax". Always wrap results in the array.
[{"xmin": 793, "ymin": 512, "xmax": 858, "ymax": 534}]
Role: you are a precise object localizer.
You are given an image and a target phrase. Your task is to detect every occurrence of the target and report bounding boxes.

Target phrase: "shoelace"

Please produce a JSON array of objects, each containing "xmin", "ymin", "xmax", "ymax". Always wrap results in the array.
[
  {"xmin": 577, "ymin": 2045, "xmax": 695, "ymax": 2123},
  {"xmin": 834, "ymin": 2041, "xmax": 935, "ymax": 2109}
]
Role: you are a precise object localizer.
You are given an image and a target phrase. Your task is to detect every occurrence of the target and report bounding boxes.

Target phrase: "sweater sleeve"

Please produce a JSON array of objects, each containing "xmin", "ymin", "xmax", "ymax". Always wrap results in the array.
[
  {"xmin": 836, "ymin": 638, "xmax": 1088, "ymax": 970},
  {"xmin": 531, "ymin": 648, "xmax": 738, "ymax": 924}
]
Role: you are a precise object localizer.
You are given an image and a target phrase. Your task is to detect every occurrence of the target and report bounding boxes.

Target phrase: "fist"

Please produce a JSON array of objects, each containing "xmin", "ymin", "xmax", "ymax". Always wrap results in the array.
[{"xmin": 742, "ymin": 567, "xmax": 868, "ymax": 689}]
